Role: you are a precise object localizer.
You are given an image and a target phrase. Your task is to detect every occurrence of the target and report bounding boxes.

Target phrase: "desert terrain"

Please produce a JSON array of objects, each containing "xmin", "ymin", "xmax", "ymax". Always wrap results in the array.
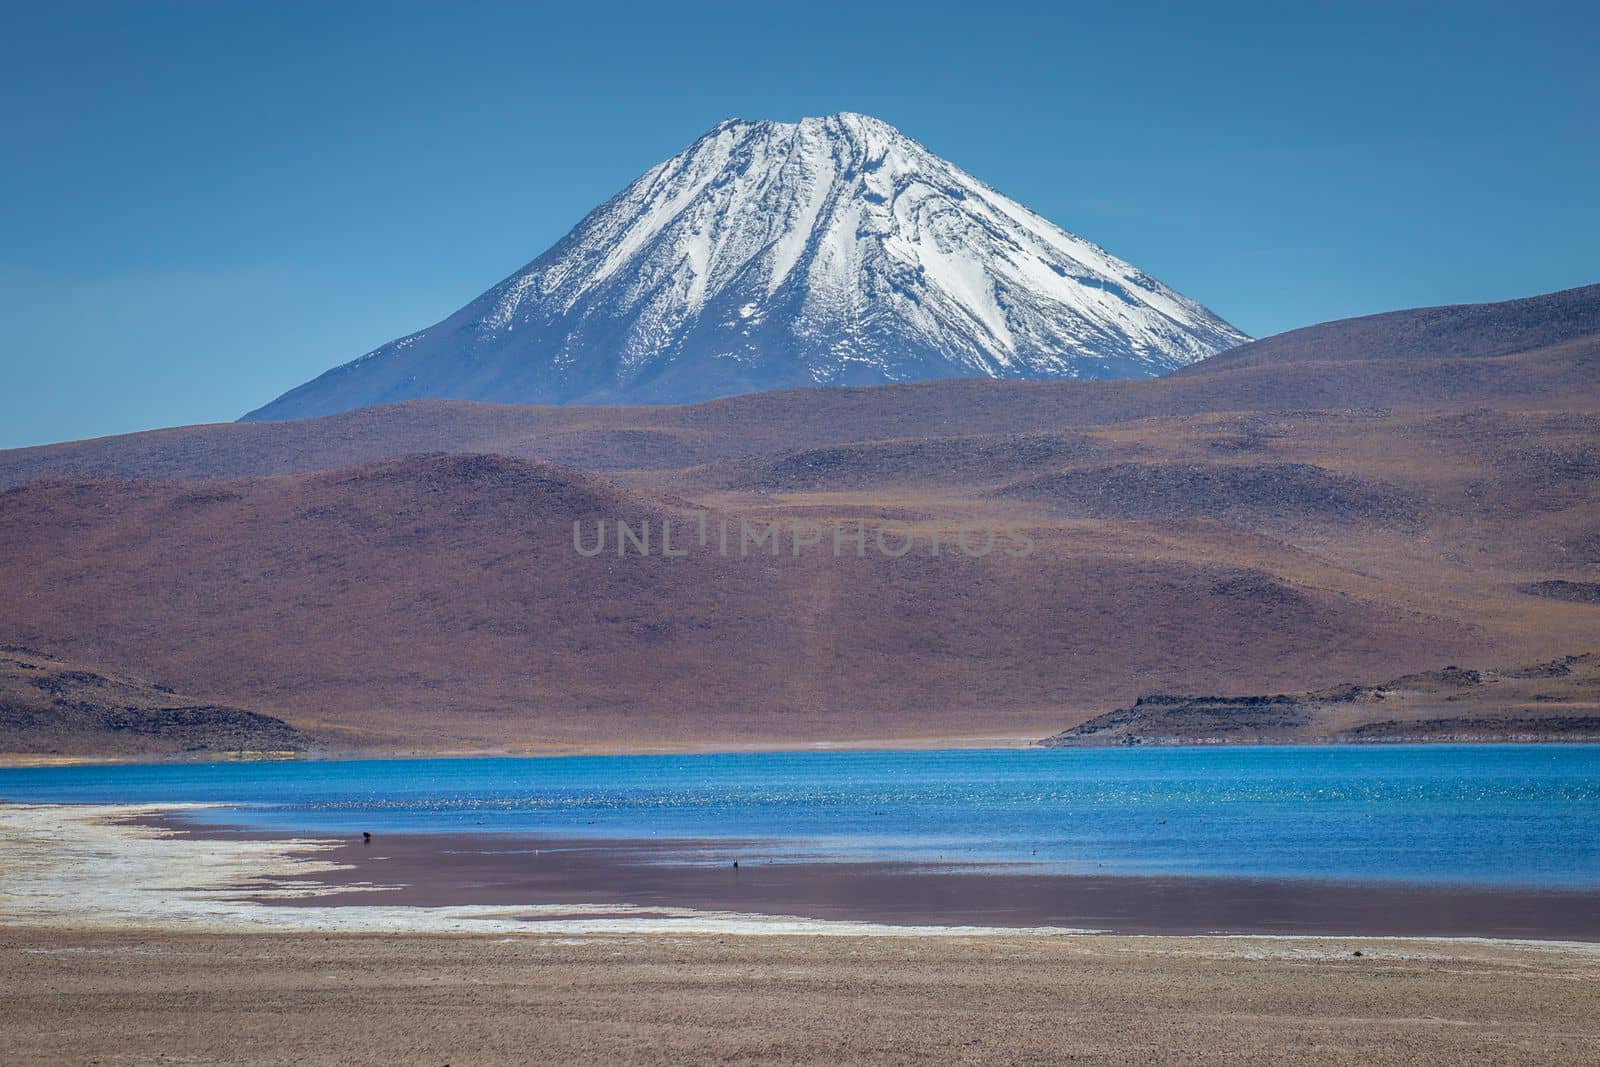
[
  {"xmin": 0, "ymin": 284, "xmax": 1596, "ymax": 752},
  {"xmin": 2, "ymin": 927, "xmax": 1597, "ymax": 1065}
]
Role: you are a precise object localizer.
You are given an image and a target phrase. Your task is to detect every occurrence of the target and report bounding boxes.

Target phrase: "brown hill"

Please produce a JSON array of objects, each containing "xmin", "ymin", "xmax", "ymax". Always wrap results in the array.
[
  {"xmin": 1188, "ymin": 282, "xmax": 1600, "ymax": 370},
  {"xmin": 0, "ymin": 284, "xmax": 1597, "ymax": 751},
  {"xmin": 996, "ymin": 462, "xmax": 1419, "ymax": 526},
  {"xmin": 0, "ymin": 451, "xmax": 1488, "ymax": 748},
  {"xmin": 0, "ymin": 647, "xmax": 320, "ymax": 757},
  {"xmin": 713, "ymin": 433, "xmax": 1139, "ymax": 493}
]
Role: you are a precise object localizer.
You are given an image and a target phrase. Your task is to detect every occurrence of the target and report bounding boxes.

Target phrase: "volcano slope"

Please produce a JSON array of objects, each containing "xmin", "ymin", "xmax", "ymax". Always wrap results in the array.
[{"xmin": 0, "ymin": 285, "xmax": 1596, "ymax": 751}]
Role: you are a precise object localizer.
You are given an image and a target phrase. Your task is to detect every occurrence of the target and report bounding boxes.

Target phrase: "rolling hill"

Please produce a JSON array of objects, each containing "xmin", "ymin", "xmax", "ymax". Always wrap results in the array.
[{"xmin": 0, "ymin": 284, "xmax": 1596, "ymax": 751}]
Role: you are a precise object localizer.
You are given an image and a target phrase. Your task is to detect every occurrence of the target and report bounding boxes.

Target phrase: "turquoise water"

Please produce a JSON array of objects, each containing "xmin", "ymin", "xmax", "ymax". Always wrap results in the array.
[{"xmin": 3, "ymin": 745, "xmax": 1597, "ymax": 888}]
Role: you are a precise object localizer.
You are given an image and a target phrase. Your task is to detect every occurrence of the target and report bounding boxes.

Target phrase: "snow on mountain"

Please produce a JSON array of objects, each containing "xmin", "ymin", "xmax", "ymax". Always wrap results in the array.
[{"xmin": 245, "ymin": 113, "xmax": 1248, "ymax": 420}]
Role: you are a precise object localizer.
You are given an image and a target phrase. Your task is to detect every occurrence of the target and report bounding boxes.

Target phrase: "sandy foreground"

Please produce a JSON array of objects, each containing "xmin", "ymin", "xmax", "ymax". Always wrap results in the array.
[
  {"xmin": 4, "ymin": 927, "xmax": 1599, "ymax": 1065},
  {"xmin": 2, "ymin": 804, "xmax": 1599, "ymax": 1064}
]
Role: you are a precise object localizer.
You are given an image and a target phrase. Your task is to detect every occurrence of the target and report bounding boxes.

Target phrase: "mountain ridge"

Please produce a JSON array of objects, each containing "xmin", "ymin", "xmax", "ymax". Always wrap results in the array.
[{"xmin": 3, "ymin": 282, "xmax": 1591, "ymax": 488}]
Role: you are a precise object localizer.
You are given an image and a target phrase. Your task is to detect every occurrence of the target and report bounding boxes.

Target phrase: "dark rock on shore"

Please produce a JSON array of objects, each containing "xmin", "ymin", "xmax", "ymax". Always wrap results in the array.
[
  {"xmin": 1040, "ymin": 693, "xmax": 1320, "ymax": 746},
  {"xmin": 1334, "ymin": 715, "xmax": 1600, "ymax": 741},
  {"xmin": 1519, "ymin": 580, "xmax": 1600, "ymax": 604},
  {"xmin": 1040, "ymin": 651, "xmax": 1600, "ymax": 746}
]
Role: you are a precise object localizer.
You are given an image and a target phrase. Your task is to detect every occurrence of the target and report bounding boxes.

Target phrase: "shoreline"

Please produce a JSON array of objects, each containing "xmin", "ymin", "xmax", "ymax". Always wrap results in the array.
[
  {"xmin": 8, "ymin": 802, "xmax": 1600, "ymax": 1063},
  {"xmin": 7, "ymin": 733, "xmax": 1600, "ymax": 769},
  {"xmin": 0, "ymin": 732, "xmax": 1047, "ymax": 768},
  {"xmin": 4, "ymin": 801, "xmax": 1598, "ymax": 943},
  {"xmin": 200, "ymin": 817, "xmax": 1600, "ymax": 942}
]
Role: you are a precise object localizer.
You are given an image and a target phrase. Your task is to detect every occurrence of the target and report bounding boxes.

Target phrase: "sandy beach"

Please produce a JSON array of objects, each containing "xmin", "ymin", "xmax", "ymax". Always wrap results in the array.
[
  {"xmin": 2, "ymin": 801, "xmax": 1598, "ymax": 1062},
  {"xmin": 5, "ymin": 927, "xmax": 1599, "ymax": 1065}
]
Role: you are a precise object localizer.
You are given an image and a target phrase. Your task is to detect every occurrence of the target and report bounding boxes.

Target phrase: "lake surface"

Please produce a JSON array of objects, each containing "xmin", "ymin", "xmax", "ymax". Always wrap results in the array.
[{"xmin": 4, "ymin": 745, "xmax": 1597, "ymax": 889}]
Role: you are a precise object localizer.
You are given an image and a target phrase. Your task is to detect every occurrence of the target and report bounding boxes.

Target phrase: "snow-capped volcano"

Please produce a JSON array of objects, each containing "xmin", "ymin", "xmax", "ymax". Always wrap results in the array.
[{"xmin": 245, "ymin": 113, "xmax": 1248, "ymax": 419}]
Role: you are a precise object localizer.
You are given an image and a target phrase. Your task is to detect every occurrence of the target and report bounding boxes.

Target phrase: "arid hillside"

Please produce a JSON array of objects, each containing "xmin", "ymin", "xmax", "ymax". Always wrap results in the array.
[
  {"xmin": 0, "ymin": 453, "xmax": 1480, "ymax": 749},
  {"xmin": 0, "ymin": 285, "xmax": 1596, "ymax": 751},
  {"xmin": 0, "ymin": 647, "xmax": 322, "ymax": 757}
]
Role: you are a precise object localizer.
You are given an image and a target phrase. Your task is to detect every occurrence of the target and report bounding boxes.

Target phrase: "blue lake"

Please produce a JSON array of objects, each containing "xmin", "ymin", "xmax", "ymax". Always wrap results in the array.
[{"xmin": 3, "ymin": 745, "xmax": 1597, "ymax": 889}]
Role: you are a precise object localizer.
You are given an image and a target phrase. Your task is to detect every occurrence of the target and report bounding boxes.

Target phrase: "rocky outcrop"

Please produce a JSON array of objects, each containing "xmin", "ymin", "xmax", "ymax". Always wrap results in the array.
[
  {"xmin": 0, "ymin": 648, "xmax": 319, "ymax": 756},
  {"xmin": 1040, "ymin": 652, "xmax": 1600, "ymax": 746}
]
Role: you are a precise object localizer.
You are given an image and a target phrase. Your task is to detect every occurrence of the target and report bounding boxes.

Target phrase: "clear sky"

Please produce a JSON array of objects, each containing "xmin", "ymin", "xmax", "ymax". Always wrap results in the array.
[{"xmin": 3, "ymin": 1, "xmax": 1597, "ymax": 449}]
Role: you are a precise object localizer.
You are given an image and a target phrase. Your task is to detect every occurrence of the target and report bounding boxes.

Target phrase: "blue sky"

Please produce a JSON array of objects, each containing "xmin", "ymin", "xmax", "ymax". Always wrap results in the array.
[{"xmin": 2, "ymin": 1, "xmax": 1597, "ymax": 449}]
